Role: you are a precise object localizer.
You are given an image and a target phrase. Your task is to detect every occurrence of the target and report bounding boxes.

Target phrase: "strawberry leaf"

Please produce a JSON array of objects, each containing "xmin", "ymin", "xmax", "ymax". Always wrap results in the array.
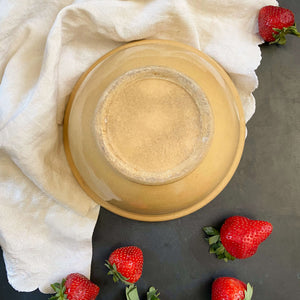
[
  {"xmin": 243, "ymin": 283, "xmax": 253, "ymax": 300},
  {"xmin": 126, "ymin": 284, "xmax": 140, "ymax": 300},
  {"xmin": 270, "ymin": 24, "xmax": 300, "ymax": 45},
  {"xmin": 147, "ymin": 286, "xmax": 160, "ymax": 300},
  {"xmin": 105, "ymin": 260, "xmax": 131, "ymax": 285},
  {"xmin": 208, "ymin": 235, "xmax": 220, "ymax": 245},
  {"xmin": 215, "ymin": 244, "xmax": 225, "ymax": 256},
  {"xmin": 224, "ymin": 250, "xmax": 235, "ymax": 262},
  {"xmin": 49, "ymin": 279, "xmax": 68, "ymax": 300},
  {"xmin": 202, "ymin": 226, "xmax": 235, "ymax": 262},
  {"xmin": 203, "ymin": 226, "xmax": 219, "ymax": 236}
]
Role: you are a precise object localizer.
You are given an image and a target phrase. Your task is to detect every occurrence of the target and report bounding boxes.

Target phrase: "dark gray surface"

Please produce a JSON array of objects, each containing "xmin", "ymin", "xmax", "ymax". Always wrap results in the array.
[{"xmin": 1, "ymin": 0, "xmax": 299, "ymax": 299}]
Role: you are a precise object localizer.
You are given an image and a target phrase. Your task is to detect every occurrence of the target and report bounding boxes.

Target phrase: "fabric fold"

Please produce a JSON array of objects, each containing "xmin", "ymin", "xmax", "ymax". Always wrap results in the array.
[{"xmin": 0, "ymin": 0, "xmax": 277, "ymax": 294}]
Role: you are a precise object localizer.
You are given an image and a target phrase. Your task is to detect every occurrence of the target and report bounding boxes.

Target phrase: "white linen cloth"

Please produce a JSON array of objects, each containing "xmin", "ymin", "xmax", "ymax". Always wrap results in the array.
[{"xmin": 0, "ymin": 0, "xmax": 278, "ymax": 294}]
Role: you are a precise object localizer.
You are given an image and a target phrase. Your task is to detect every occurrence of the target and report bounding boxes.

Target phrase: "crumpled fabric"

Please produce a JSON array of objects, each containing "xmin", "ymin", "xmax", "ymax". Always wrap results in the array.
[{"xmin": 0, "ymin": 0, "xmax": 277, "ymax": 293}]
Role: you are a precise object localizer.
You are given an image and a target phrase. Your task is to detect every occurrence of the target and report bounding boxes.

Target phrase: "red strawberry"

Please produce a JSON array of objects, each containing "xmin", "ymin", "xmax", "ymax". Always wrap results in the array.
[
  {"xmin": 105, "ymin": 246, "xmax": 143, "ymax": 284},
  {"xmin": 203, "ymin": 216, "xmax": 273, "ymax": 261},
  {"xmin": 212, "ymin": 277, "xmax": 253, "ymax": 300},
  {"xmin": 258, "ymin": 5, "xmax": 300, "ymax": 44},
  {"xmin": 50, "ymin": 273, "xmax": 100, "ymax": 300}
]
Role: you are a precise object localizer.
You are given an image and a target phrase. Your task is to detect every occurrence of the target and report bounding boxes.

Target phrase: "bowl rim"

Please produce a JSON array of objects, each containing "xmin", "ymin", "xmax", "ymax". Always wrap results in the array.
[{"xmin": 63, "ymin": 39, "xmax": 246, "ymax": 222}]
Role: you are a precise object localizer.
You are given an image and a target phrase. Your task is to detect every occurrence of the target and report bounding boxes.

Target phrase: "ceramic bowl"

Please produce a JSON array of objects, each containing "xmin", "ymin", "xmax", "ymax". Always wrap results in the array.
[{"xmin": 64, "ymin": 39, "xmax": 245, "ymax": 221}]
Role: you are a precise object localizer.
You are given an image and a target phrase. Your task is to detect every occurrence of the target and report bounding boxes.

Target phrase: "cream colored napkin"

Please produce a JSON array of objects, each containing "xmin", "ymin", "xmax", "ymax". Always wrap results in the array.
[{"xmin": 0, "ymin": 0, "xmax": 277, "ymax": 294}]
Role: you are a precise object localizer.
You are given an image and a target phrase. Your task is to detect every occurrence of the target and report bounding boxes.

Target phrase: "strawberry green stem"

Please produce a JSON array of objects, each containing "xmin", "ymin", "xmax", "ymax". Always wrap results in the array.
[
  {"xmin": 244, "ymin": 283, "xmax": 253, "ymax": 300},
  {"xmin": 202, "ymin": 226, "xmax": 235, "ymax": 262},
  {"xmin": 147, "ymin": 286, "xmax": 161, "ymax": 300},
  {"xmin": 270, "ymin": 24, "xmax": 300, "ymax": 45},
  {"xmin": 125, "ymin": 285, "xmax": 161, "ymax": 300},
  {"xmin": 126, "ymin": 284, "xmax": 140, "ymax": 300},
  {"xmin": 49, "ymin": 279, "xmax": 68, "ymax": 300},
  {"xmin": 105, "ymin": 260, "xmax": 131, "ymax": 285}
]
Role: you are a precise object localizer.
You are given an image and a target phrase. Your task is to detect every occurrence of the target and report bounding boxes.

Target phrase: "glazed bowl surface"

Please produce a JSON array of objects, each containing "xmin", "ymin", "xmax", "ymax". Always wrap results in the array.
[{"xmin": 64, "ymin": 39, "xmax": 245, "ymax": 221}]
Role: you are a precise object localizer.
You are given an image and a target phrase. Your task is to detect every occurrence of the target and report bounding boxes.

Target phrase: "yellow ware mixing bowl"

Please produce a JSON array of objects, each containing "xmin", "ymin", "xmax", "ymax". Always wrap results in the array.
[{"xmin": 64, "ymin": 39, "xmax": 245, "ymax": 221}]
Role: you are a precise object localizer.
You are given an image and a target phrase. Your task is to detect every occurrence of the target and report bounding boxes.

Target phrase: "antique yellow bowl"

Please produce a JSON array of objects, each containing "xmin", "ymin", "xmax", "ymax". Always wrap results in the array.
[{"xmin": 64, "ymin": 39, "xmax": 245, "ymax": 221}]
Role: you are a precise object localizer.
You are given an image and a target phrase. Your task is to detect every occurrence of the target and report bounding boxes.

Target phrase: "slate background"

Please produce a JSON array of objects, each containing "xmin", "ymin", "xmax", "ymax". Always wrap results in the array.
[{"xmin": 1, "ymin": 0, "xmax": 299, "ymax": 299}]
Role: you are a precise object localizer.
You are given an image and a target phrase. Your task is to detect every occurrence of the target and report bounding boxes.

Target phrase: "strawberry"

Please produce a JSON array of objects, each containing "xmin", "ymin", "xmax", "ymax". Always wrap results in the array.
[
  {"xmin": 105, "ymin": 246, "xmax": 143, "ymax": 284},
  {"xmin": 105, "ymin": 246, "xmax": 159, "ymax": 300},
  {"xmin": 212, "ymin": 277, "xmax": 253, "ymax": 300},
  {"xmin": 203, "ymin": 216, "xmax": 273, "ymax": 261},
  {"xmin": 49, "ymin": 273, "xmax": 100, "ymax": 300},
  {"xmin": 258, "ymin": 5, "xmax": 300, "ymax": 44}
]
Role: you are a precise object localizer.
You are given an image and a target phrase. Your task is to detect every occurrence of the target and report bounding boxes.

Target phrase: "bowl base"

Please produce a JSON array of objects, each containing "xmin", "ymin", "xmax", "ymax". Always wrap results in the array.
[{"xmin": 93, "ymin": 66, "xmax": 214, "ymax": 185}]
